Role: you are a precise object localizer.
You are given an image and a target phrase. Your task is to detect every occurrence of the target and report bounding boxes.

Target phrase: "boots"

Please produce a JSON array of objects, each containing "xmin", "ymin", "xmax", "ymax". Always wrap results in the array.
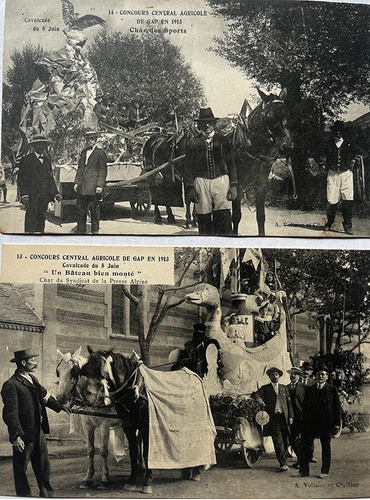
[
  {"xmin": 342, "ymin": 200, "xmax": 354, "ymax": 235},
  {"xmin": 325, "ymin": 203, "xmax": 337, "ymax": 231},
  {"xmin": 213, "ymin": 209, "xmax": 232, "ymax": 236},
  {"xmin": 197, "ymin": 213, "xmax": 213, "ymax": 235}
]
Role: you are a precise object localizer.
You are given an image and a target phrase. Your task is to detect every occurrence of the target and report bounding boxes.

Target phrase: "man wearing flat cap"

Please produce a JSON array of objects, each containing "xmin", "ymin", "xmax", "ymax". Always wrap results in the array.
[
  {"xmin": 1, "ymin": 349, "xmax": 70, "ymax": 497},
  {"xmin": 286, "ymin": 367, "xmax": 305, "ymax": 468},
  {"xmin": 74, "ymin": 130, "xmax": 108, "ymax": 234},
  {"xmin": 185, "ymin": 107, "xmax": 238, "ymax": 235},
  {"xmin": 17, "ymin": 134, "xmax": 61, "ymax": 233},
  {"xmin": 252, "ymin": 367, "xmax": 293, "ymax": 471},
  {"xmin": 299, "ymin": 364, "xmax": 341, "ymax": 478},
  {"xmin": 323, "ymin": 120, "xmax": 357, "ymax": 235}
]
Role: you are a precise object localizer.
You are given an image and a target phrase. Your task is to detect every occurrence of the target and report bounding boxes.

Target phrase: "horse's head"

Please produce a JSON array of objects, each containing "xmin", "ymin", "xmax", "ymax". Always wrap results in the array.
[
  {"xmin": 249, "ymin": 88, "xmax": 293, "ymax": 156},
  {"xmin": 185, "ymin": 283, "xmax": 221, "ymax": 310},
  {"xmin": 55, "ymin": 347, "xmax": 86, "ymax": 404}
]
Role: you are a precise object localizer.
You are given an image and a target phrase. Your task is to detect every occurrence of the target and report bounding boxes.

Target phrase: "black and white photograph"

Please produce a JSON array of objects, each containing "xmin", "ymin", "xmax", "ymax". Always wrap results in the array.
[
  {"xmin": 0, "ymin": 0, "xmax": 369, "ymax": 236},
  {"xmin": 0, "ymin": 246, "xmax": 369, "ymax": 497}
]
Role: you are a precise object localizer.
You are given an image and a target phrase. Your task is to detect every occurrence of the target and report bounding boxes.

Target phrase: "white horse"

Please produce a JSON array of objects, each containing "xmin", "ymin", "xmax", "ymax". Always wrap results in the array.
[{"xmin": 56, "ymin": 347, "xmax": 125, "ymax": 489}]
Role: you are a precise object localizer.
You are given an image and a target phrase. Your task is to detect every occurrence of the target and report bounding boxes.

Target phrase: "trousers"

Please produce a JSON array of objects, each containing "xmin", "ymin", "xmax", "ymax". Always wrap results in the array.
[
  {"xmin": 76, "ymin": 194, "xmax": 100, "ymax": 234},
  {"xmin": 25, "ymin": 199, "xmax": 49, "ymax": 234},
  {"xmin": 300, "ymin": 427, "xmax": 331, "ymax": 475},
  {"xmin": 269, "ymin": 413, "xmax": 289, "ymax": 466},
  {"xmin": 13, "ymin": 431, "xmax": 53, "ymax": 497}
]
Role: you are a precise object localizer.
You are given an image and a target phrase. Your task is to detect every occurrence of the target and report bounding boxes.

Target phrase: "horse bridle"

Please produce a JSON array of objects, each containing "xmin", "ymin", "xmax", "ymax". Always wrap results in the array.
[{"xmin": 248, "ymin": 99, "xmax": 288, "ymax": 148}]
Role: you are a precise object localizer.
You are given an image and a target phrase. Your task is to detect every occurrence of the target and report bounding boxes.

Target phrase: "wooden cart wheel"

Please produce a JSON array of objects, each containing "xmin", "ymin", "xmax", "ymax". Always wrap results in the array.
[
  {"xmin": 241, "ymin": 445, "xmax": 262, "ymax": 468},
  {"xmin": 214, "ymin": 433, "xmax": 234, "ymax": 453},
  {"xmin": 130, "ymin": 188, "xmax": 152, "ymax": 216}
]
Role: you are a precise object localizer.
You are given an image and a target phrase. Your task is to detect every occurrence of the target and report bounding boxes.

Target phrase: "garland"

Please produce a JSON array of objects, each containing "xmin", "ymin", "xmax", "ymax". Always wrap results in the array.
[{"xmin": 210, "ymin": 394, "xmax": 264, "ymax": 427}]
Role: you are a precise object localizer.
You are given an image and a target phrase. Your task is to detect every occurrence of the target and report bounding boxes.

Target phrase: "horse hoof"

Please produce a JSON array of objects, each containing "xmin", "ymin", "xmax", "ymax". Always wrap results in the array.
[
  {"xmin": 191, "ymin": 473, "xmax": 201, "ymax": 482},
  {"xmin": 167, "ymin": 216, "xmax": 176, "ymax": 224},
  {"xmin": 154, "ymin": 218, "xmax": 163, "ymax": 225},
  {"xmin": 191, "ymin": 222, "xmax": 198, "ymax": 228},
  {"xmin": 79, "ymin": 480, "xmax": 94, "ymax": 489},
  {"xmin": 98, "ymin": 482, "xmax": 110, "ymax": 489},
  {"xmin": 123, "ymin": 483, "xmax": 136, "ymax": 492},
  {"xmin": 141, "ymin": 485, "xmax": 153, "ymax": 494}
]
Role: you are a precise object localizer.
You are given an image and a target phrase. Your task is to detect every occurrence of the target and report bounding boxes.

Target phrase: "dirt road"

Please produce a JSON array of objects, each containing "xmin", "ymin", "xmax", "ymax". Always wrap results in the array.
[
  {"xmin": 0, "ymin": 432, "xmax": 368, "ymax": 498},
  {"xmin": 1, "ymin": 184, "xmax": 369, "ymax": 237}
]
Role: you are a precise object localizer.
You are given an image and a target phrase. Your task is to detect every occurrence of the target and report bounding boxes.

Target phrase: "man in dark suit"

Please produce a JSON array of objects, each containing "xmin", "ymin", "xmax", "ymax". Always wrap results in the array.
[
  {"xmin": 74, "ymin": 130, "xmax": 108, "ymax": 234},
  {"xmin": 286, "ymin": 367, "xmax": 305, "ymax": 468},
  {"xmin": 300, "ymin": 361, "xmax": 316, "ymax": 387},
  {"xmin": 253, "ymin": 367, "xmax": 293, "ymax": 471},
  {"xmin": 299, "ymin": 364, "xmax": 341, "ymax": 478},
  {"xmin": 1, "ymin": 349, "xmax": 70, "ymax": 497},
  {"xmin": 185, "ymin": 107, "xmax": 237, "ymax": 235},
  {"xmin": 17, "ymin": 135, "xmax": 61, "ymax": 233}
]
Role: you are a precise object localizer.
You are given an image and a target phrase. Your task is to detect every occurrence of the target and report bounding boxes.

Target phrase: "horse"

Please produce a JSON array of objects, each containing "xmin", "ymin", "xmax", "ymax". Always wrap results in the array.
[
  {"xmin": 55, "ymin": 347, "xmax": 125, "ymax": 489},
  {"xmin": 80, "ymin": 347, "xmax": 214, "ymax": 494},
  {"xmin": 232, "ymin": 88, "xmax": 293, "ymax": 236},
  {"xmin": 142, "ymin": 122, "xmax": 197, "ymax": 228}
]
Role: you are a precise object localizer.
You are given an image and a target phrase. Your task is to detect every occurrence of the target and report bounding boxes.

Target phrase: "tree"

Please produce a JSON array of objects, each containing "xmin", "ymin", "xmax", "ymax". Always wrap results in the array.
[
  {"xmin": 207, "ymin": 0, "xmax": 370, "ymax": 115},
  {"xmin": 121, "ymin": 248, "xmax": 217, "ymax": 366},
  {"xmin": 2, "ymin": 44, "xmax": 45, "ymax": 160},
  {"xmin": 87, "ymin": 31, "xmax": 205, "ymax": 124},
  {"xmin": 263, "ymin": 249, "xmax": 370, "ymax": 353}
]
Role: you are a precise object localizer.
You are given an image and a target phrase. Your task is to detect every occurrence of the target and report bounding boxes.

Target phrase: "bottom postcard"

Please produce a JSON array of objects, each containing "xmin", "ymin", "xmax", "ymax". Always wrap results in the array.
[{"xmin": 0, "ymin": 246, "xmax": 369, "ymax": 498}]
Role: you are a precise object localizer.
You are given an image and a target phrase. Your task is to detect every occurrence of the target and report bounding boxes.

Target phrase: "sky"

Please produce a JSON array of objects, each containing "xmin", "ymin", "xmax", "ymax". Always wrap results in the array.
[{"xmin": 2, "ymin": 0, "xmax": 369, "ymax": 119}]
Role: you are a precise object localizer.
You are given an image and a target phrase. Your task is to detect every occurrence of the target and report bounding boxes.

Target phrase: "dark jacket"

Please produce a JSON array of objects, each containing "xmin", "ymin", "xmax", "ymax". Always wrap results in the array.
[
  {"xmin": 74, "ymin": 146, "xmax": 108, "ymax": 196},
  {"xmin": 287, "ymin": 381, "xmax": 305, "ymax": 422},
  {"xmin": 300, "ymin": 377, "xmax": 315, "ymax": 387},
  {"xmin": 302, "ymin": 382, "xmax": 341, "ymax": 434},
  {"xmin": 326, "ymin": 137, "xmax": 355, "ymax": 172},
  {"xmin": 1, "ymin": 371, "xmax": 63, "ymax": 444},
  {"xmin": 17, "ymin": 152, "xmax": 59, "ymax": 202},
  {"xmin": 185, "ymin": 133, "xmax": 237, "ymax": 188},
  {"xmin": 253, "ymin": 382, "xmax": 293, "ymax": 433}
]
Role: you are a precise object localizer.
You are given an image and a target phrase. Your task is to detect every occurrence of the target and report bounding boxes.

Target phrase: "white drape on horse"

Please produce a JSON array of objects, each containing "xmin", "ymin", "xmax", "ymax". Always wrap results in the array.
[{"xmin": 139, "ymin": 366, "xmax": 216, "ymax": 470}]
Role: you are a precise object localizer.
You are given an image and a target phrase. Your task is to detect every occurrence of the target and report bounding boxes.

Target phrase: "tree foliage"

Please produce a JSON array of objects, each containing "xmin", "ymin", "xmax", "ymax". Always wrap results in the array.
[
  {"xmin": 207, "ymin": 0, "xmax": 370, "ymax": 115},
  {"xmin": 87, "ymin": 31, "xmax": 205, "ymax": 123},
  {"xmin": 264, "ymin": 249, "xmax": 370, "ymax": 351},
  {"xmin": 2, "ymin": 44, "xmax": 45, "ymax": 159}
]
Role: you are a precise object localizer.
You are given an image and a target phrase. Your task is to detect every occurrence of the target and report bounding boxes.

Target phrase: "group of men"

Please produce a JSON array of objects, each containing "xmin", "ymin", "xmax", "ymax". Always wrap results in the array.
[
  {"xmin": 15, "ymin": 108, "xmax": 356, "ymax": 235},
  {"xmin": 253, "ymin": 362, "xmax": 341, "ymax": 478}
]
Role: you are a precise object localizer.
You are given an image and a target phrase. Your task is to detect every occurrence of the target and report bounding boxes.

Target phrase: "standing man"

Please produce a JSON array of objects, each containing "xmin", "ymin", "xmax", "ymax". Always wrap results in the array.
[
  {"xmin": 299, "ymin": 364, "xmax": 341, "ymax": 478},
  {"xmin": 1, "ymin": 349, "xmax": 70, "ymax": 497},
  {"xmin": 300, "ymin": 361, "xmax": 315, "ymax": 387},
  {"xmin": 0, "ymin": 164, "xmax": 9, "ymax": 203},
  {"xmin": 185, "ymin": 107, "xmax": 238, "ymax": 235},
  {"xmin": 324, "ymin": 120, "xmax": 357, "ymax": 235},
  {"xmin": 252, "ymin": 367, "xmax": 293, "ymax": 471},
  {"xmin": 74, "ymin": 130, "xmax": 107, "ymax": 234},
  {"xmin": 17, "ymin": 135, "xmax": 61, "ymax": 233},
  {"xmin": 286, "ymin": 367, "xmax": 305, "ymax": 469}
]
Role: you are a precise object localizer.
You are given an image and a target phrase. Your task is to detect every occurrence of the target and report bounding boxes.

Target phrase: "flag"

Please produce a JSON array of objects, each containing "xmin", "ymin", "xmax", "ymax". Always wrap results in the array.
[
  {"xmin": 220, "ymin": 248, "xmax": 239, "ymax": 293},
  {"xmin": 242, "ymin": 248, "xmax": 262, "ymax": 271}
]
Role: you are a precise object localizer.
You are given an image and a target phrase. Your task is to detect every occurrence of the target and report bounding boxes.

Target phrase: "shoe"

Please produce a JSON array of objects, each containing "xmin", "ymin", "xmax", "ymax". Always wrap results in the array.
[
  {"xmin": 292, "ymin": 462, "xmax": 300, "ymax": 469},
  {"xmin": 310, "ymin": 458, "xmax": 318, "ymax": 463},
  {"xmin": 343, "ymin": 224, "xmax": 354, "ymax": 235},
  {"xmin": 297, "ymin": 473, "xmax": 309, "ymax": 477},
  {"xmin": 280, "ymin": 465, "xmax": 289, "ymax": 471},
  {"xmin": 318, "ymin": 473, "xmax": 329, "ymax": 479}
]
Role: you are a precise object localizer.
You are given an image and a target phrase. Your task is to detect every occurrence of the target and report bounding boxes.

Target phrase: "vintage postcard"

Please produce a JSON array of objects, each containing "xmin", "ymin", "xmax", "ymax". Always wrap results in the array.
[
  {"xmin": 0, "ymin": 244, "xmax": 369, "ymax": 497},
  {"xmin": 0, "ymin": 0, "xmax": 369, "ymax": 237}
]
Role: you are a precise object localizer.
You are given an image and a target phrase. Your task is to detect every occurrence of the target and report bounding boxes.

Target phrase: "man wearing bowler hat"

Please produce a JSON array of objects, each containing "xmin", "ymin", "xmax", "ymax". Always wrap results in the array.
[
  {"xmin": 252, "ymin": 367, "xmax": 293, "ymax": 471},
  {"xmin": 299, "ymin": 364, "xmax": 341, "ymax": 478},
  {"xmin": 323, "ymin": 120, "xmax": 357, "ymax": 234},
  {"xmin": 185, "ymin": 107, "xmax": 238, "ymax": 235},
  {"xmin": 74, "ymin": 130, "xmax": 108, "ymax": 234},
  {"xmin": 286, "ymin": 367, "xmax": 305, "ymax": 468},
  {"xmin": 17, "ymin": 134, "xmax": 61, "ymax": 233},
  {"xmin": 1, "ymin": 349, "xmax": 70, "ymax": 497}
]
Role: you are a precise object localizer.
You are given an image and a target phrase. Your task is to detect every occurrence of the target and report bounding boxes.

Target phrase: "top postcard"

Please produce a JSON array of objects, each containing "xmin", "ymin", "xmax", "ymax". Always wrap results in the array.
[{"xmin": 1, "ymin": 0, "xmax": 369, "ymax": 237}]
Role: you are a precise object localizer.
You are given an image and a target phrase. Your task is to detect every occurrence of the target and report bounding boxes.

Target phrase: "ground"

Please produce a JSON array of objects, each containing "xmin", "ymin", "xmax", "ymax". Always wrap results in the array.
[
  {"xmin": 0, "ymin": 431, "xmax": 368, "ymax": 498},
  {"xmin": 1, "ymin": 183, "xmax": 369, "ymax": 236}
]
